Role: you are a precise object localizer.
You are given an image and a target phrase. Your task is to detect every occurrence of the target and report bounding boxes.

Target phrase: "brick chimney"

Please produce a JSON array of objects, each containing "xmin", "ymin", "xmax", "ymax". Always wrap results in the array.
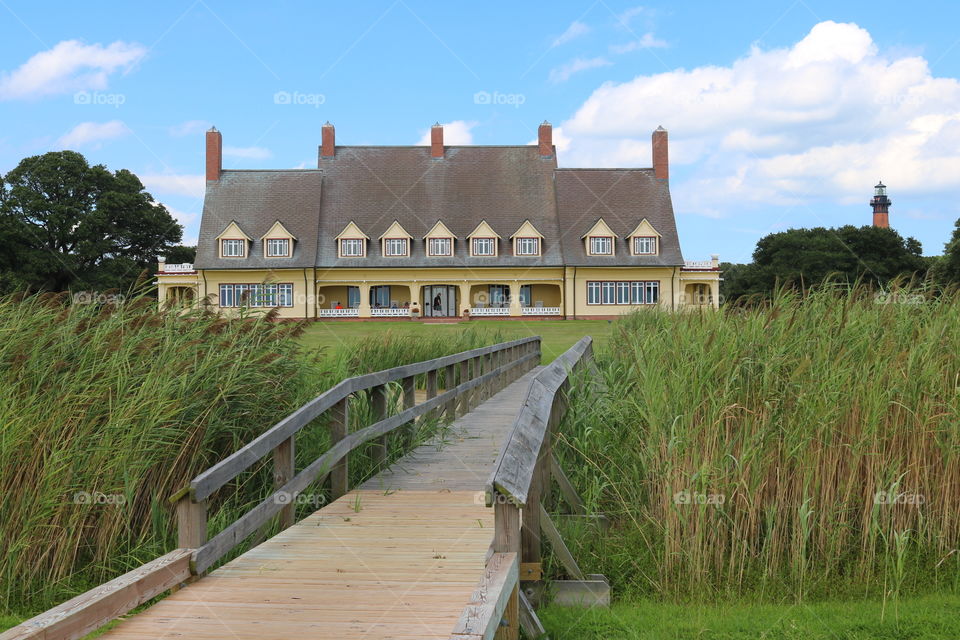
[
  {"xmin": 431, "ymin": 123, "xmax": 444, "ymax": 158},
  {"xmin": 652, "ymin": 126, "xmax": 668, "ymax": 180},
  {"xmin": 538, "ymin": 121, "xmax": 553, "ymax": 158},
  {"xmin": 206, "ymin": 127, "xmax": 222, "ymax": 181},
  {"xmin": 321, "ymin": 122, "xmax": 335, "ymax": 159}
]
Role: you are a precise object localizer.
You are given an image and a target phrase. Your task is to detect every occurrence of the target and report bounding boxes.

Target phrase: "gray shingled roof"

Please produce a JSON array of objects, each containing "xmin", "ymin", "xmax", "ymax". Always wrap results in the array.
[
  {"xmin": 554, "ymin": 168, "xmax": 684, "ymax": 267},
  {"xmin": 194, "ymin": 170, "xmax": 322, "ymax": 270},
  {"xmin": 316, "ymin": 146, "xmax": 562, "ymax": 268}
]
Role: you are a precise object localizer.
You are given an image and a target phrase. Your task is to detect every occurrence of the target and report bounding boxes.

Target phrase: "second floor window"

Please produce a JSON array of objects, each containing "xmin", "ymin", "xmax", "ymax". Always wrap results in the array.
[
  {"xmin": 384, "ymin": 238, "xmax": 409, "ymax": 256},
  {"xmin": 221, "ymin": 239, "xmax": 245, "ymax": 257},
  {"xmin": 428, "ymin": 237, "xmax": 452, "ymax": 256},
  {"xmin": 515, "ymin": 237, "xmax": 540, "ymax": 256},
  {"xmin": 633, "ymin": 236, "xmax": 657, "ymax": 255},
  {"xmin": 340, "ymin": 238, "xmax": 364, "ymax": 257},
  {"xmin": 266, "ymin": 238, "xmax": 290, "ymax": 257},
  {"xmin": 472, "ymin": 237, "xmax": 495, "ymax": 256},
  {"xmin": 589, "ymin": 236, "xmax": 613, "ymax": 255}
]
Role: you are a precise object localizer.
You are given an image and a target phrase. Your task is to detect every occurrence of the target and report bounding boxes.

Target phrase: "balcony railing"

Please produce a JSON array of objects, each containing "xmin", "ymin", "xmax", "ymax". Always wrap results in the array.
[
  {"xmin": 470, "ymin": 307, "xmax": 510, "ymax": 316},
  {"xmin": 161, "ymin": 263, "xmax": 195, "ymax": 273},
  {"xmin": 318, "ymin": 308, "xmax": 359, "ymax": 318},
  {"xmin": 521, "ymin": 306, "xmax": 561, "ymax": 316},
  {"xmin": 371, "ymin": 308, "xmax": 410, "ymax": 317},
  {"xmin": 683, "ymin": 260, "xmax": 716, "ymax": 269}
]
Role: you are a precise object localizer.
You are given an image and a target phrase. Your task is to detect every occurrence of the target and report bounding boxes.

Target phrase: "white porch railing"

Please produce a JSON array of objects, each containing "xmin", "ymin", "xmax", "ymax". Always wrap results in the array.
[
  {"xmin": 371, "ymin": 308, "xmax": 410, "ymax": 317},
  {"xmin": 318, "ymin": 308, "xmax": 359, "ymax": 318},
  {"xmin": 161, "ymin": 263, "xmax": 195, "ymax": 273},
  {"xmin": 683, "ymin": 260, "xmax": 715, "ymax": 269},
  {"xmin": 470, "ymin": 307, "xmax": 510, "ymax": 316},
  {"xmin": 521, "ymin": 306, "xmax": 561, "ymax": 316}
]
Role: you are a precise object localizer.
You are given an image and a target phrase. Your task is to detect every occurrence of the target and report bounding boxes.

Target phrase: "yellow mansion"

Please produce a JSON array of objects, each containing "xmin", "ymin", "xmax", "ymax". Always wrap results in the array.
[{"xmin": 156, "ymin": 122, "xmax": 720, "ymax": 318}]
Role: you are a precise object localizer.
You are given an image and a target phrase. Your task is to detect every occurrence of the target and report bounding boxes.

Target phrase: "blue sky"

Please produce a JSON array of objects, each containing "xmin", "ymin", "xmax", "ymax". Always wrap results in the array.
[{"xmin": 2, "ymin": 1, "xmax": 959, "ymax": 262}]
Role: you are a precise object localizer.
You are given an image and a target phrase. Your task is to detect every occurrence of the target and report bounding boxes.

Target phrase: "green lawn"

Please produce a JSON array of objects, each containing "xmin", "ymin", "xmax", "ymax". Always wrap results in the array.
[
  {"xmin": 538, "ymin": 594, "xmax": 960, "ymax": 639},
  {"xmin": 298, "ymin": 319, "xmax": 614, "ymax": 363}
]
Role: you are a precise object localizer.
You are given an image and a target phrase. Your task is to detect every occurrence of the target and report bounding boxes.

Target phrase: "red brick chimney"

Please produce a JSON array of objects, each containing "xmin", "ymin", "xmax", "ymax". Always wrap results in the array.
[
  {"xmin": 206, "ymin": 127, "xmax": 222, "ymax": 181},
  {"xmin": 431, "ymin": 123, "xmax": 444, "ymax": 158},
  {"xmin": 538, "ymin": 121, "xmax": 553, "ymax": 158},
  {"xmin": 321, "ymin": 122, "xmax": 335, "ymax": 159},
  {"xmin": 652, "ymin": 126, "xmax": 668, "ymax": 180}
]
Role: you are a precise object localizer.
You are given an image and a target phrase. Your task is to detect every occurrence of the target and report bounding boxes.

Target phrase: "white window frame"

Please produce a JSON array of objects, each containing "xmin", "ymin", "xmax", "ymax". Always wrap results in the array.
[
  {"xmin": 266, "ymin": 238, "xmax": 291, "ymax": 257},
  {"xmin": 221, "ymin": 238, "xmax": 246, "ymax": 258},
  {"xmin": 632, "ymin": 236, "xmax": 657, "ymax": 255},
  {"xmin": 472, "ymin": 237, "xmax": 496, "ymax": 257},
  {"xmin": 384, "ymin": 237, "xmax": 409, "ymax": 257},
  {"xmin": 427, "ymin": 237, "xmax": 452, "ymax": 256},
  {"xmin": 219, "ymin": 283, "xmax": 294, "ymax": 308},
  {"xmin": 589, "ymin": 236, "xmax": 613, "ymax": 256},
  {"xmin": 339, "ymin": 238, "xmax": 365, "ymax": 257},
  {"xmin": 515, "ymin": 237, "xmax": 540, "ymax": 256},
  {"xmin": 586, "ymin": 281, "xmax": 660, "ymax": 306}
]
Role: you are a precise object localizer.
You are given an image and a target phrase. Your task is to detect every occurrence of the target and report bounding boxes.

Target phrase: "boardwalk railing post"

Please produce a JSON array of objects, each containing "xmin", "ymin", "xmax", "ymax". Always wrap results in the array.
[
  {"xmin": 494, "ymin": 497, "xmax": 521, "ymax": 640},
  {"xmin": 329, "ymin": 397, "xmax": 349, "ymax": 499},
  {"xmin": 402, "ymin": 375, "xmax": 415, "ymax": 444},
  {"xmin": 459, "ymin": 360, "xmax": 470, "ymax": 415},
  {"xmin": 176, "ymin": 495, "xmax": 207, "ymax": 573},
  {"xmin": 444, "ymin": 363, "xmax": 457, "ymax": 419},
  {"xmin": 370, "ymin": 384, "xmax": 387, "ymax": 467},
  {"xmin": 425, "ymin": 368, "xmax": 438, "ymax": 420},
  {"xmin": 273, "ymin": 436, "xmax": 295, "ymax": 529}
]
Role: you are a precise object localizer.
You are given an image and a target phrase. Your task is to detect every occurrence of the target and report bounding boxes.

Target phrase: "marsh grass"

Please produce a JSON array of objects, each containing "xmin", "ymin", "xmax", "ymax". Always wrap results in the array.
[
  {"xmin": 555, "ymin": 283, "xmax": 960, "ymax": 602},
  {"xmin": 0, "ymin": 292, "xmax": 498, "ymax": 616}
]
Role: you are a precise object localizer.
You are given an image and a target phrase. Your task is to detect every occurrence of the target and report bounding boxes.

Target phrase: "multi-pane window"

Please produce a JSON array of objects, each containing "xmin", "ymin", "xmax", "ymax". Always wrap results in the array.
[
  {"xmin": 586, "ymin": 281, "xmax": 659, "ymax": 305},
  {"xmin": 219, "ymin": 283, "xmax": 294, "ymax": 308},
  {"xmin": 589, "ymin": 236, "xmax": 613, "ymax": 255},
  {"xmin": 515, "ymin": 237, "xmax": 540, "ymax": 256},
  {"xmin": 340, "ymin": 238, "xmax": 364, "ymax": 257},
  {"xmin": 472, "ymin": 237, "xmax": 495, "ymax": 256},
  {"xmin": 428, "ymin": 237, "xmax": 452, "ymax": 256},
  {"xmin": 221, "ymin": 239, "xmax": 246, "ymax": 257},
  {"xmin": 384, "ymin": 238, "xmax": 409, "ymax": 256},
  {"xmin": 632, "ymin": 236, "xmax": 657, "ymax": 255},
  {"xmin": 266, "ymin": 238, "xmax": 290, "ymax": 257}
]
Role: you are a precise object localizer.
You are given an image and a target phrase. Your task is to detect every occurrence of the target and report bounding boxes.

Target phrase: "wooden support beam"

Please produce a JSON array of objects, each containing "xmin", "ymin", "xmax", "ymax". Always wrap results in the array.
[
  {"xmin": 444, "ymin": 364, "xmax": 457, "ymax": 419},
  {"xmin": 273, "ymin": 436, "xmax": 295, "ymax": 529},
  {"xmin": 370, "ymin": 384, "xmax": 387, "ymax": 466},
  {"xmin": 550, "ymin": 453, "xmax": 586, "ymax": 515},
  {"xmin": 425, "ymin": 369, "xmax": 438, "ymax": 421},
  {"xmin": 401, "ymin": 375, "xmax": 415, "ymax": 445},
  {"xmin": 552, "ymin": 575, "xmax": 610, "ymax": 607},
  {"xmin": 459, "ymin": 360, "xmax": 470, "ymax": 415},
  {"xmin": 494, "ymin": 501, "xmax": 521, "ymax": 554},
  {"xmin": 538, "ymin": 504, "xmax": 584, "ymax": 580},
  {"xmin": 518, "ymin": 589, "xmax": 547, "ymax": 639},
  {"xmin": 521, "ymin": 458, "xmax": 542, "ymax": 569},
  {"xmin": 175, "ymin": 497, "xmax": 206, "ymax": 552},
  {"xmin": 328, "ymin": 397, "xmax": 349, "ymax": 499}
]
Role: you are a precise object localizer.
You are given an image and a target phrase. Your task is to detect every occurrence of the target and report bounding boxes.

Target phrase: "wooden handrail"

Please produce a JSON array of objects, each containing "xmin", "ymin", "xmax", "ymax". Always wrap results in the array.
[{"xmin": 175, "ymin": 336, "xmax": 542, "ymax": 574}]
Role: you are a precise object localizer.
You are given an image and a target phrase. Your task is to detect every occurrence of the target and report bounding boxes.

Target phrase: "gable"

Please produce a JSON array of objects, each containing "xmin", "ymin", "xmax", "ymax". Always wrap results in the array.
[
  {"xmin": 581, "ymin": 218, "xmax": 618, "ymax": 239},
  {"xmin": 378, "ymin": 220, "xmax": 413, "ymax": 240},
  {"xmin": 510, "ymin": 219, "xmax": 544, "ymax": 239},
  {"xmin": 423, "ymin": 220, "xmax": 456, "ymax": 239},
  {"xmin": 467, "ymin": 220, "xmax": 501, "ymax": 239},
  {"xmin": 335, "ymin": 221, "xmax": 369, "ymax": 240},
  {"xmin": 261, "ymin": 220, "xmax": 298, "ymax": 241},
  {"xmin": 215, "ymin": 221, "xmax": 253, "ymax": 241},
  {"xmin": 627, "ymin": 218, "xmax": 661, "ymax": 238}
]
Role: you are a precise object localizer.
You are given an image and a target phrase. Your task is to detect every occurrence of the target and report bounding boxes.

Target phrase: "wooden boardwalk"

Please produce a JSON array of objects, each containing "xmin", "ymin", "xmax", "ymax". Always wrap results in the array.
[{"xmin": 97, "ymin": 367, "xmax": 541, "ymax": 640}]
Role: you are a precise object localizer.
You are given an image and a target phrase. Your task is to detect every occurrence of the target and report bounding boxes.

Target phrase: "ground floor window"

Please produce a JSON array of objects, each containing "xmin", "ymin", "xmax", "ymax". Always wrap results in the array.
[
  {"xmin": 519, "ymin": 284, "xmax": 532, "ymax": 307},
  {"xmin": 370, "ymin": 285, "xmax": 391, "ymax": 308},
  {"xmin": 488, "ymin": 284, "xmax": 509, "ymax": 307},
  {"xmin": 219, "ymin": 283, "xmax": 294, "ymax": 308},
  {"xmin": 587, "ymin": 281, "xmax": 659, "ymax": 305}
]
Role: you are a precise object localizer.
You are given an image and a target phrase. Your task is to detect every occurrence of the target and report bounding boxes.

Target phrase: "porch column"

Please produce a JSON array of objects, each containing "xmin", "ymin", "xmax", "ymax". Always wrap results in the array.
[
  {"xmin": 710, "ymin": 280, "xmax": 720, "ymax": 309},
  {"xmin": 459, "ymin": 283, "xmax": 471, "ymax": 316},
  {"xmin": 508, "ymin": 281, "xmax": 523, "ymax": 317},
  {"xmin": 358, "ymin": 283, "xmax": 371, "ymax": 318},
  {"xmin": 409, "ymin": 283, "xmax": 421, "ymax": 316}
]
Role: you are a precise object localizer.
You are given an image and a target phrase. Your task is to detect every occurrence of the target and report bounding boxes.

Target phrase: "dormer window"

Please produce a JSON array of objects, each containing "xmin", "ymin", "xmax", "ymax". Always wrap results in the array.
[
  {"xmin": 510, "ymin": 220, "xmax": 544, "ymax": 257},
  {"xmin": 340, "ymin": 238, "xmax": 365, "ymax": 257},
  {"xmin": 384, "ymin": 238, "xmax": 409, "ymax": 256},
  {"xmin": 633, "ymin": 237, "xmax": 657, "ymax": 255},
  {"xmin": 472, "ymin": 237, "xmax": 496, "ymax": 256},
  {"xmin": 515, "ymin": 237, "xmax": 540, "ymax": 256},
  {"xmin": 266, "ymin": 238, "xmax": 290, "ymax": 257},
  {"xmin": 221, "ymin": 239, "xmax": 246, "ymax": 257},
  {"xmin": 589, "ymin": 236, "xmax": 613, "ymax": 255},
  {"xmin": 428, "ymin": 237, "xmax": 452, "ymax": 256}
]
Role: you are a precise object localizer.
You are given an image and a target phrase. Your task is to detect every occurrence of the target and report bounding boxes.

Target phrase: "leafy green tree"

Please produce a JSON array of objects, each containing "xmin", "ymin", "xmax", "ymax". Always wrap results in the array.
[
  {"xmin": 0, "ymin": 151, "xmax": 182, "ymax": 292},
  {"xmin": 934, "ymin": 218, "xmax": 960, "ymax": 284}
]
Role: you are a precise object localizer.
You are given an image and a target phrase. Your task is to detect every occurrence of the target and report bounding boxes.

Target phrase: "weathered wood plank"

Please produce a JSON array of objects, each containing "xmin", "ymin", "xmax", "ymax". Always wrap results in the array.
[
  {"xmin": 3, "ymin": 549, "xmax": 191, "ymax": 640},
  {"xmin": 518, "ymin": 590, "xmax": 547, "ymax": 639},
  {"xmin": 538, "ymin": 504, "xmax": 584, "ymax": 581},
  {"xmin": 549, "ymin": 453, "xmax": 586, "ymax": 516},
  {"xmin": 274, "ymin": 436, "xmax": 295, "ymax": 529},
  {"xmin": 450, "ymin": 552, "xmax": 518, "ymax": 639},
  {"xmin": 328, "ymin": 397, "xmax": 349, "ymax": 499}
]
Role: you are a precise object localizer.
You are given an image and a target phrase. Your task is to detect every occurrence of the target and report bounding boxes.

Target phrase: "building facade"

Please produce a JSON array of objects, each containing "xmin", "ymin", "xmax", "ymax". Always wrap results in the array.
[{"xmin": 157, "ymin": 122, "xmax": 720, "ymax": 318}]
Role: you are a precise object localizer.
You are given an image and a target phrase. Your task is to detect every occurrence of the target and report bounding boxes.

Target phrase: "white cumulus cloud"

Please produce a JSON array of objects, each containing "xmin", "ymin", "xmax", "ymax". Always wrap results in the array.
[
  {"xmin": 556, "ymin": 20, "xmax": 960, "ymax": 218},
  {"xmin": 140, "ymin": 173, "xmax": 206, "ymax": 198},
  {"xmin": 416, "ymin": 120, "xmax": 478, "ymax": 145},
  {"xmin": 0, "ymin": 40, "xmax": 146, "ymax": 100},
  {"xmin": 549, "ymin": 57, "xmax": 612, "ymax": 84},
  {"xmin": 56, "ymin": 120, "xmax": 130, "ymax": 149},
  {"xmin": 553, "ymin": 21, "xmax": 591, "ymax": 47}
]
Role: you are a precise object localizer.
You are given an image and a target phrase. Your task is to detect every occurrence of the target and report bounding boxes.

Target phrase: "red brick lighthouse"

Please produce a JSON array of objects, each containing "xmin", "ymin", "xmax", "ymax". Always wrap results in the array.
[{"xmin": 871, "ymin": 181, "xmax": 891, "ymax": 228}]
